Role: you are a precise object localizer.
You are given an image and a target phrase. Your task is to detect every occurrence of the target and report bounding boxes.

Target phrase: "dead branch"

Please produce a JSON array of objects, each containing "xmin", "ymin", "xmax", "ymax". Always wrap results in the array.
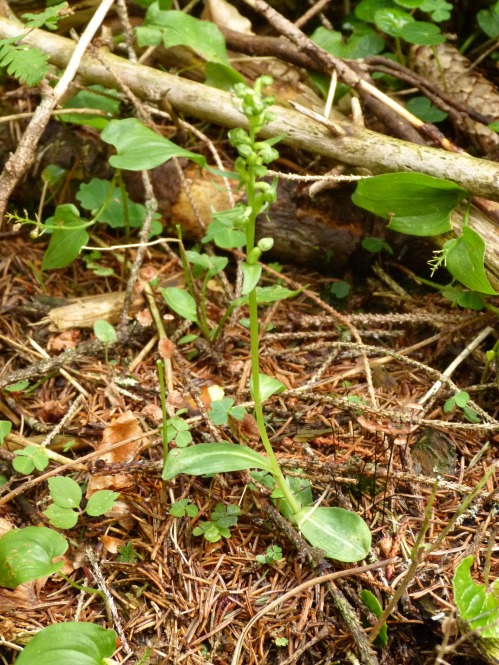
[{"xmin": 0, "ymin": 17, "xmax": 498, "ymax": 288}]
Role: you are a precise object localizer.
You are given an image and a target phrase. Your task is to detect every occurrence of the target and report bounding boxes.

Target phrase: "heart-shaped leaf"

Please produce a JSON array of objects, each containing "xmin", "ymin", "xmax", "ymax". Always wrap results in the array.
[
  {"xmin": 445, "ymin": 227, "xmax": 498, "ymax": 294},
  {"xmin": 352, "ymin": 173, "xmax": 469, "ymax": 236},
  {"xmin": 101, "ymin": 118, "xmax": 206, "ymax": 171},
  {"xmin": 0, "ymin": 526, "xmax": 68, "ymax": 588}
]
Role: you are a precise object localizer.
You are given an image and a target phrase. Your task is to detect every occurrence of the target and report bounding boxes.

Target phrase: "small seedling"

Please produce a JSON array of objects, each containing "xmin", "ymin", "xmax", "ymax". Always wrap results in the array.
[
  {"xmin": 43, "ymin": 476, "xmax": 119, "ymax": 529},
  {"xmin": 208, "ymin": 398, "xmax": 247, "ymax": 426},
  {"xmin": 360, "ymin": 589, "xmax": 388, "ymax": 646},
  {"xmin": 93, "ymin": 319, "xmax": 117, "ymax": 369},
  {"xmin": 169, "ymin": 498, "xmax": 199, "ymax": 518},
  {"xmin": 166, "ymin": 411, "xmax": 193, "ymax": 448},
  {"xmin": 256, "ymin": 545, "xmax": 283, "ymax": 565},
  {"xmin": 444, "ymin": 391, "xmax": 480, "ymax": 423},
  {"xmin": 12, "ymin": 446, "xmax": 50, "ymax": 474},
  {"xmin": 116, "ymin": 542, "xmax": 143, "ymax": 563},
  {"xmin": 274, "ymin": 637, "xmax": 288, "ymax": 647},
  {"xmin": 192, "ymin": 503, "xmax": 241, "ymax": 543}
]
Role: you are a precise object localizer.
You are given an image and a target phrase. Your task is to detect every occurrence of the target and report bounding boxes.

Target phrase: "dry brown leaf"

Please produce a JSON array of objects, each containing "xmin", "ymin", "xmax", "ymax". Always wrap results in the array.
[
  {"xmin": 0, "ymin": 583, "xmax": 38, "ymax": 611},
  {"xmin": 142, "ymin": 403, "xmax": 163, "ymax": 424},
  {"xmin": 101, "ymin": 534, "xmax": 126, "ymax": 554},
  {"xmin": 46, "ymin": 329, "xmax": 80, "ymax": 351},
  {"xmin": 86, "ymin": 411, "xmax": 143, "ymax": 495}
]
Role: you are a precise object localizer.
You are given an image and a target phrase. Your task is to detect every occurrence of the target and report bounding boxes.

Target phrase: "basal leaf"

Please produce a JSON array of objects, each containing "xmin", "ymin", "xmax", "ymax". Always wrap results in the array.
[
  {"xmin": 445, "ymin": 227, "xmax": 498, "ymax": 294},
  {"xmin": 0, "ymin": 526, "xmax": 68, "ymax": 588},
  {"xmin": 297, "ymin": 506, "xmax": 371, "ymax": 562},
  {"xmin": 163, "ymin": 443, "xmax": 272, "ymax": 480},
  {"xmin": 101, "ymin": 118, "xmax": 206, "ymax": 171},
  {"xmin": 352, "ymin": 173, "xmax": 469, "ymax": 236},
  {"xmin": 278, "ymin": 475, "xmax": 313, "ymax": 522},
  {"xmin": 160, "ymin": 287, "xmax": 199, "ymax": 322},
  {"xmin": 15, "ymin": 622, "xmax": 117, "ymax": 665}
]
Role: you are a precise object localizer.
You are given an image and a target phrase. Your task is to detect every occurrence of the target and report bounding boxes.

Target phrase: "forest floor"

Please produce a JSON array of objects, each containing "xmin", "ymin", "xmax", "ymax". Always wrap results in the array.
[
  {"xmin": 0, "ymin": 223, "xmax": 497, "ymax": 665},
  {"xmin": 0, "ymin": 2, "xmax": 498, "ymax": 665}
]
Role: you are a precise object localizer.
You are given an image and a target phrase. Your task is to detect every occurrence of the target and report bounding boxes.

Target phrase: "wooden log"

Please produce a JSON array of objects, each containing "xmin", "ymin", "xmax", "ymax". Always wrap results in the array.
[{"xmin": 0, "ymin": 17, "xmax": 497, "ymax": 288}]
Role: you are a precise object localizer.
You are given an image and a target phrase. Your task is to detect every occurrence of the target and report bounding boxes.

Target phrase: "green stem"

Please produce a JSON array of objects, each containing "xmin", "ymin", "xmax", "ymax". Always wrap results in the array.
[
  {"xmin": 245, "ymin": 150, "xmax": 300, "ymax": 516},
  {"xmin": 157, "ymin": 359, "xmax": 168, "ymax": 459}
]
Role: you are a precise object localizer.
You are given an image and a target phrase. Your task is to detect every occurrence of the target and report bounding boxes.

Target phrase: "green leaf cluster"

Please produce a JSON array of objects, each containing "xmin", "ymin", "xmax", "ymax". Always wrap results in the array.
[
  {"xmin": 0, "ymin": 37, "xmax": 49, "ymax": 87},
  {"xmin": 352, "ymin": 173, "xmax": 498, "ymax": 296},
  {"xmin": 192, "ymin": 503, "xmax": 242, "ymax": 543},
  {"xmin": 12, "ymin": 446, "xmax": 50, "ymax": 474},
  {"xmin": 256, "ymin": 545, "xmax": 283, "ymax": 565},
  {"xmin": 43, "ymin": 476, "xmax": 119, "ymax": 529},
  {"xmin": 443, "ymin": 391, "xmax": 480, "ymax": 424},
  {"xmin": 208, "ymin": 398, "xmax": 246, "ymax": 426},
  {"xmin": 169, "ymin": 498, "xmax": 199, "ymax": 518}
]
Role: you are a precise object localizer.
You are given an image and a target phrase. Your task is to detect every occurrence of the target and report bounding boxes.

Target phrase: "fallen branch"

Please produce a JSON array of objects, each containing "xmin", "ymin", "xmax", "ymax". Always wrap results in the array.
[{"xmin": 0, "ymin": 17, "xmax": 498, "ymax": 287}]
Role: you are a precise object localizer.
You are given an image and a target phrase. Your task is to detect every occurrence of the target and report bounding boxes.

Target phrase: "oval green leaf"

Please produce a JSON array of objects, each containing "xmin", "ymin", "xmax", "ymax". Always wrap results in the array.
[
  {"xmin": 15, "ymin": 622, "xmax": 117, "ymax": 665},
  {"xmin": 101, "ymin": 118, "xmax": 206, "ymax": 171},
  {"xmin": 445, "ymin": 227, "xmax": 498, "ymax": 294},
  {"xmin": 48, "ymin": 476, "xmax": 82, "ymax": 509},
  {"xmin": 0, "ymin": 526, "xmax": 68, "ymax": 588},
  {"xmin": 163, "ymin": 442, "xmax": 272, "ymax": 480},
  {"xmin": 86, "ymin": 490, "xmax": 119, "ymax": 517},
  {"xmin": 374, "ymin": 8, "xmax": 414, "ymax": 37},
  {"xmin": 41, "ymin": 205, "xmax": 90, "ymax": 270},
  {"xmin": 352, "ymin": 173, "xmax": 469, "ymax": 236},
  {"xmin": 160, "ymin": 286, "xmax": 199, "ymax": 322},
  {"xmin": 251, "ymin": 373, "xmax": 286, "ymax": 402},
  {"xmin": 297, "ymin": 506, "xmax": 371, "ymax": 562}
]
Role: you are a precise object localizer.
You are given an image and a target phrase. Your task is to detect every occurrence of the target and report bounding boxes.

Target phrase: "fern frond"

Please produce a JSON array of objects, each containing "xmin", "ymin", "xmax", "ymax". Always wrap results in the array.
[{"xmin": 0, "ymin": 38, "xmax": 49, "ymax": 86}]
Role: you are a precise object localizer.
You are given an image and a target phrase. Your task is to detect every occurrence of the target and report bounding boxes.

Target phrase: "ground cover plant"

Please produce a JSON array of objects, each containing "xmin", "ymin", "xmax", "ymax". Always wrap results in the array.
[{"xmin": 0, "ymin": 1, "xmax": 497, "ymax": 664}]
